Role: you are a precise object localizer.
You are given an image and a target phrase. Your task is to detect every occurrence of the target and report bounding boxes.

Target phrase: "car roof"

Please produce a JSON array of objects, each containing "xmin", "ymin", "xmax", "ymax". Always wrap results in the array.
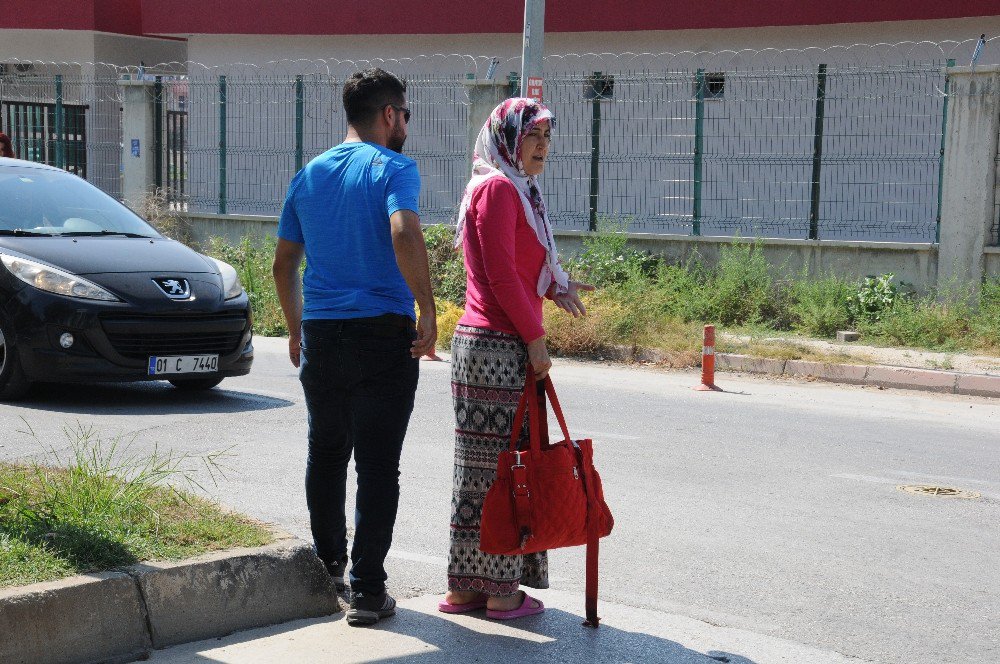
[{"xmin": 0, "ymin": 158, "xmax": 64, "ymax": 173}]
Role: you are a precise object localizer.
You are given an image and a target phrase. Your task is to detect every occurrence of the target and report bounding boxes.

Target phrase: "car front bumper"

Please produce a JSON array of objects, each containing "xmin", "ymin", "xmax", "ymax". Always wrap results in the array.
[{"xmin": 5, "ymin": 287, "xmax": 254, "ymax": 384}]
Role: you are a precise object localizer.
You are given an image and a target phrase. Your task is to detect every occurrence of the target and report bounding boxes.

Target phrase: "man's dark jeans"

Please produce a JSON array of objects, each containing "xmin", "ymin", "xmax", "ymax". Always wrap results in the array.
[{"xmin": 299, "ymin": 316, "xmax": 419, "ymax": 596}]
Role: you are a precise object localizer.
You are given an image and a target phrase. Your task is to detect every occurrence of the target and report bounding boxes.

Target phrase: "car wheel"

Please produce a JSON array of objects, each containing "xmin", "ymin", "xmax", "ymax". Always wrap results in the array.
[
  {"xmin": 0, "ymin": 320, "xmax": 30, "ymax": 400},
  {"xmin": 168, "ymin": 377, "xmax": 224, "ymax": 391}
]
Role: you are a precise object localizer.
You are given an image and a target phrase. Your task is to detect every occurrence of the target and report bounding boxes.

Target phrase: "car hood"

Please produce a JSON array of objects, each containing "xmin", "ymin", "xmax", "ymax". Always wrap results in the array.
[{"xmin": 0, "ymin": 237, "xmax": 215, "ymax": 276}]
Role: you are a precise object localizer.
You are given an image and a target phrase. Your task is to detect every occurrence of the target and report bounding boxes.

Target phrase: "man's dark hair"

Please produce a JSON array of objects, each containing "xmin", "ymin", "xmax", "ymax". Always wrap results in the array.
[{"xmin": 342, "ymin": 68, "xmax": 407, "ymax": 129}]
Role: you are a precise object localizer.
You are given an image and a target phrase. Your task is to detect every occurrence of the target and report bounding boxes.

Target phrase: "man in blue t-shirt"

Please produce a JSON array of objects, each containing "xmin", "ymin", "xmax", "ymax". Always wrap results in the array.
[{"xmin": 272, "ymin": 68, "xmax": 436, "ymax": 627}]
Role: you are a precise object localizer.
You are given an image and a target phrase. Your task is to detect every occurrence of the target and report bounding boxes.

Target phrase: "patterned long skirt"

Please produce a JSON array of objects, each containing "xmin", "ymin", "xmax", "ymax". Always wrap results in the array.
[{"xmin": 447, "ymin": 325, "xmax": 549, "ymax": 596}]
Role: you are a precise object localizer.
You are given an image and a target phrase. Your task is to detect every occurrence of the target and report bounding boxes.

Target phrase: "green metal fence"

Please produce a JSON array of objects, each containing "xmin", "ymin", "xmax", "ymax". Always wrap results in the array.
[{"xmin": 172, "ymin": 70, "xmax": 467, "ymax": 223}]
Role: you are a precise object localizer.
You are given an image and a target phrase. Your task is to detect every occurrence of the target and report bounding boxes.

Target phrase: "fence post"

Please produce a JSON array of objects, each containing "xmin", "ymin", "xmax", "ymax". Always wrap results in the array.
[
  {"xmin": 295, "ymin": 75, "xmax": 304, "ymax": 173},
  {"xmin": 462, "ymin": 78, "xmax": 507, "ymax": 168},
  {"xmin": 153, "ymin": 76, "xmax": 163, "ymax": 190},
  {"xmin": 935, "ymin": 58, "xmax": 956, "ymax": 244},
  {"xmin": 586, "ymin": 72, "xmax": 613, "ymax": 232},
  {"xmin": 507, "ymin": 72, "xmax": 520, "ymax": 99},
  {"xmin": 937, "ymin": 65, "xmax": 1000, "ymax": 300},
  {"xmin": 808, "ymin": 63, "xmax": 828, "ymax": 241},
  {"xmin": 692, "ymin": 68, "xmax": 705, "ymax": 236},
  {"xmin": 54, "ymin": 75, "xmax": 64, "ymax": 169},
  {"xmin": 119, "ymin": 78, "xmax": 157, "ymax": 209},
  {"xmin": 588, "ymin": 72, "xmax": 603, "ymax": 231},
  {"xmin": 218, "ymin": 75, "xmax": 227, "ymax": 215}
]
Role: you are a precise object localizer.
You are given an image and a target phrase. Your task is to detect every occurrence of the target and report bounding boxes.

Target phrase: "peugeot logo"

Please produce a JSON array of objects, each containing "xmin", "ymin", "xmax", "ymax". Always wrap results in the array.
[{"xmin": 153, "ymin": 277, "xmax": 191, "ymax": 300}]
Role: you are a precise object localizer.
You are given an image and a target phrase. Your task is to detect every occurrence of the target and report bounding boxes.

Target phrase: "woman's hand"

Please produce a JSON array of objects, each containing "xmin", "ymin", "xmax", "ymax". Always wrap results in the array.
[
  {"xmin": 526, "ymin": 337, "xmax": 551, "ymax": 380},
  {"xmin": 552, "ymin": 280, "xmax": 596, "ymax": 318}
]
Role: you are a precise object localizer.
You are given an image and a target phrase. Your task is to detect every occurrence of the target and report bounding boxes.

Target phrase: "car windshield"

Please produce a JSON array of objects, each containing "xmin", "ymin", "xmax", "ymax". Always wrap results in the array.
[{"xmin": 0, "ymin": 165, "xmax": 160, "ymax": 238}]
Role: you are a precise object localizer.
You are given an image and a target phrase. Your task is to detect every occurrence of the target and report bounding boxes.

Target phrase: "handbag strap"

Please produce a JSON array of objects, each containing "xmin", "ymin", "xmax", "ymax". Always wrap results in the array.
[
  {"xmin": 577, "ymin": 443, "xmax": 602, "ymax": 628},
  {"xmin": 509, "ymin": 366, "xmax": 574, "ymax": 452}
]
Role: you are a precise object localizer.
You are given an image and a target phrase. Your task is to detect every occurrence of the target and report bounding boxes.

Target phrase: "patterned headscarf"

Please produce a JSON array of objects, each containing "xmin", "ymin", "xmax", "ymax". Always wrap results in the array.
[{"xmin": 455, "ymin": 97, "xmax": 569, "ymax": 297}]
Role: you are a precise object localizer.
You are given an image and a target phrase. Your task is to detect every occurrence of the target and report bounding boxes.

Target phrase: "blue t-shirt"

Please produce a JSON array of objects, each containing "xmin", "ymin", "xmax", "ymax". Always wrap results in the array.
[{"xmin": 278, "ymin": 142, "xmax": 420, "ymax": 320}]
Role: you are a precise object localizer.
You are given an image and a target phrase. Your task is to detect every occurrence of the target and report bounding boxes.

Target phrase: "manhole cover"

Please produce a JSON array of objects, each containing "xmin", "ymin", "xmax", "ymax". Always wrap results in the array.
[{"xmin": 897, "ymin": 484, "xmax": 980, "ymax": 499}]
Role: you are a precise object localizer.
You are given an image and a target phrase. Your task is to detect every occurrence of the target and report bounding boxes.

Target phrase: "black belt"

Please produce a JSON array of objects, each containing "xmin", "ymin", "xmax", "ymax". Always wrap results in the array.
[{"xmin": 348, "ymin": 313, "xmax": 413, "ymax": 329}]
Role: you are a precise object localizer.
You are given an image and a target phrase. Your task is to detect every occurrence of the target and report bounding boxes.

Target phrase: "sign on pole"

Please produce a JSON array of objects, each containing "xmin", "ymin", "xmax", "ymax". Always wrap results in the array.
[{"xmin": 527, "ymin": 77, "xmax": 543, "ymax": 102}]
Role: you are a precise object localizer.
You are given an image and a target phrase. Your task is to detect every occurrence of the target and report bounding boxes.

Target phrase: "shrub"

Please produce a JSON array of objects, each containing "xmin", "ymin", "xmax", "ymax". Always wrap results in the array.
[
  {"xmin": 434, "ymin": 300, "xmax": 465, "ymax": 350},
  {"xmin": 789, "ymin": 277, "xmax": 854, "ymax": 337},
  {"xmin": 422, "ymin": 225, "xmax": 466, "ymax": 306},
  {"xmin": 848, "ymin": 273, "xmax": 898, "ymax": 324},
  {"xmin": 704, "ymin": 241, "xmax": 773, "ymax": 326},
  {"xmin": 544, "ymin": 297, "xmax": 610, "ymax": 357},
  {"xmin": 563, "ymin": 221, "xmax": 660, "ymax": 288},
  {"xmin": 972, "ymin": 278, "xmax": 1000, "ymax": 349},
  {"xmin": 860, "ymin": 296, "xmax": 971, "ymax": 349}
]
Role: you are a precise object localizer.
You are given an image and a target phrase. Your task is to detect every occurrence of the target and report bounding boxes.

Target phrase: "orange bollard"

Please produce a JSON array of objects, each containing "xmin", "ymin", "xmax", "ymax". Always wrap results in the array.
[{"xmin": 693, "ymin": 324, "xmax": 722, "ymax": 392}]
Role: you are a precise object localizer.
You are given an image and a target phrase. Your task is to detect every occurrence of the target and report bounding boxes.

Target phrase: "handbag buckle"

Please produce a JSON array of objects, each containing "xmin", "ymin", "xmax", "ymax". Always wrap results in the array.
[{"xmin": 512, "ymin": 450, "xmax": 525, "ymax": 469}]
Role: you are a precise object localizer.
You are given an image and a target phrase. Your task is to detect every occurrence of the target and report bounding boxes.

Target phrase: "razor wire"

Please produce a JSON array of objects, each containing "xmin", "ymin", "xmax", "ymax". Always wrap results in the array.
[{"xmin": 2, "ymin": 37, "xmax": 999, "ymax": 243}]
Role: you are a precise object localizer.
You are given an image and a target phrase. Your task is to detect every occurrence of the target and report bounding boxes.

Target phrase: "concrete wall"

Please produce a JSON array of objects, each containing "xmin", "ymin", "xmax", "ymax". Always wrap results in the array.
[
  {"xmin": 0, "ymin": 29, "xmax": 97, "ymax": 62},
  {"xmin": 0, "ymin": 29, "xmax": 185, "ymax": 65},
  {"xmin": 179, "ymin": 211, "xmax": 941, "ymax": 289}
]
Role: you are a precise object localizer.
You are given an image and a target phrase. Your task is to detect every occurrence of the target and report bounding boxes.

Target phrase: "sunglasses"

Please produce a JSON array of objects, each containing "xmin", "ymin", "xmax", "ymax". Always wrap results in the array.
[{"xmin": 386, "ymin": 104, "xmax": 411, "ymax": 124}]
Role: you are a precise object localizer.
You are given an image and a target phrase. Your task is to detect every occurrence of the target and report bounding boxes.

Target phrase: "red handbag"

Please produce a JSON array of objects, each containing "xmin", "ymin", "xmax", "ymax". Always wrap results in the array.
[{"xmin": 478, "ymin": 367, "xmax": 614, "ymax": 627}]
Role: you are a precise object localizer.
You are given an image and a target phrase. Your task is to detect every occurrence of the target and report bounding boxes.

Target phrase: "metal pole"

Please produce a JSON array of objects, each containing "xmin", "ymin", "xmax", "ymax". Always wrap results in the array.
[
  {"xmin": 218, "ymin": 75, "xmax": 227, "ymax": 215},
  {"xmin": 935, "ymin": 58, "xmax": 956, "ymax": 244},
  {"xmin": 520, "ymin": 0, "xmax": 545, "ymax": 97},
  {"xmin": 589, "ymin": 72, "xmax": 602, "ymax": 232},
  {"xmin": 692, "ymin": 69, "xmax": 705, "ymax": 236},
  {"xmin": 808, "ymin": 63, "xmax": 828, "ymax": 241},
  {"xmin": 54, "ymin": 75, "xmax": 64, "ymax": 169},
  {"xmin": 295, "ymin": 75, "xmax": 304, "ymax": 172},
  {"xmin": 153, "ymin": 76, "xmax": 163, "ymax": 189}
]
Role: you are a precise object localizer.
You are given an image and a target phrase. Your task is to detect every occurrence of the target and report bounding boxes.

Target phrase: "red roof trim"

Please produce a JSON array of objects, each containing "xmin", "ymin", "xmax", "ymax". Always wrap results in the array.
[
  {"xmin": 2, "ymin": 1, "xmax": 992, "ymax": 37},
  {"xmin": 0, "ymin": 1, "xmax": 143, "ymax": 35},
  {"xmin": 140, "ymin": 0, "xmax": 993, "ymax": 36}
]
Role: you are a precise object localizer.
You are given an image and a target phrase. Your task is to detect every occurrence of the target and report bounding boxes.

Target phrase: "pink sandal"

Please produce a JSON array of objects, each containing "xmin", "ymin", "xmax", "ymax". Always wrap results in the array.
[
  {"xmin": 486, "ymin": 593, "xmax": 545, "ymax": 620},
  {"xmin": 438, "ymin": 597, "xmax": 488, "ymax": 614}
]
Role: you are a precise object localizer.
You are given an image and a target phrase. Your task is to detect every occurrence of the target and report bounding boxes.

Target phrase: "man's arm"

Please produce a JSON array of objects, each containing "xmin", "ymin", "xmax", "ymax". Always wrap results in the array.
[
  {"xmin": 272, "ymin": 238, "xmax": 306, "ymax": 367},
  {"xmin": 389, "ymin": 209, "xmax": 437, "ymax": 358}
]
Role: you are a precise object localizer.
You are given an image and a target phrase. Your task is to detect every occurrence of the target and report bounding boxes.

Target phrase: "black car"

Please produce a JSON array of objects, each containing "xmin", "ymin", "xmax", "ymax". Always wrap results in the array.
[{"xmin": 0, "ymin": 158, "xmax": 253, "ymax": 399}]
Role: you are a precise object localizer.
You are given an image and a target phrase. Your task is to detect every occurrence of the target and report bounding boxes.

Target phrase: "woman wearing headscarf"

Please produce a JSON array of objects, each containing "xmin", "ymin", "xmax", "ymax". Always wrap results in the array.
[{"xmin": 439, "ymin": 98, "xmax": 593, "ymax": 620}]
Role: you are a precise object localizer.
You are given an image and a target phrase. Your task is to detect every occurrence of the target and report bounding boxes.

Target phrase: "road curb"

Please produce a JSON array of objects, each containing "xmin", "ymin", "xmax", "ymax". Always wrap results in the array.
[
  {"xmin": 0, "ymin": 528, "xmax": 340, "ymax": 664},
  {"xmin": 714, "ymin": 353, "xmax": 1000, "ymax": 398}
]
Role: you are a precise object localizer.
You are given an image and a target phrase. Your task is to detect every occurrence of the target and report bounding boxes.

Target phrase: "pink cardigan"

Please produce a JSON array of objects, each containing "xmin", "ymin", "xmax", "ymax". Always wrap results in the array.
[{"xmin": 457, "ymin": 177, "xmax": 547, "ymax": 343}]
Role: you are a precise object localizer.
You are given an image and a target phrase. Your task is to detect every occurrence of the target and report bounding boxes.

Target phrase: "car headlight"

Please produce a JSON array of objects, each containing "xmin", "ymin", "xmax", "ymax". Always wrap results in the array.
[
  {"xmin": 1, "ymin": 254, "xmax": 119, "ymax": 301},
  {"xmin": 206, "ymin": 257, "xmax": 244, "ymax": 300}
]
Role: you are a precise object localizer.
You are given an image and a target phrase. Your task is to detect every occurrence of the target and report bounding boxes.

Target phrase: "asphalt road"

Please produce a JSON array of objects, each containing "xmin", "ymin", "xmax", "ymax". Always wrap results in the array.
[{"xmin": 2, "ymin": 336, "xmax": 997, "ymax": 664}]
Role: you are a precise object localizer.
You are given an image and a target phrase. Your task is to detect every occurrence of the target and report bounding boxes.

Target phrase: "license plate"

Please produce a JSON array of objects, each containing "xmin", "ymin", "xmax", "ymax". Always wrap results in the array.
[{"xmin": 148, "ymin": 355, "xmax": 219, "ymax": 375}]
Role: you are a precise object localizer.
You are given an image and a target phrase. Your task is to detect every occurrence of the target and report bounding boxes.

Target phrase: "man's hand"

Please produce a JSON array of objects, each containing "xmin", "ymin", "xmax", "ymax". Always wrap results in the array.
[
  {"xmin": 272, "ymin": 238, "xmax": 305, "ymax": 368},
  {"xmin": 552, "ymin": 280, "xmax": 596, "ymax": 318},
  {"xmin": 412, "ymin": 312, "xmax": 437, "ymax": 358},
  {"xmin": 288, "ymin": 331, "xmax": 302, "ymax": 368},
  {"xmin": 526, "ymin": 336, "xmax": 551, "ymax": 380},
  {"xmin": 389, "ymin": 209, "xmax": 438, "ymax": 358}
]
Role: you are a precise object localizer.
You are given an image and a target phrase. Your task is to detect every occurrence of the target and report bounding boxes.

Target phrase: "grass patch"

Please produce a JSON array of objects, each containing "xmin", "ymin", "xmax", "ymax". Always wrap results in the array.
[{"xmin": 0, "ymin": 425, "xmax": 271, "ymax": 588}]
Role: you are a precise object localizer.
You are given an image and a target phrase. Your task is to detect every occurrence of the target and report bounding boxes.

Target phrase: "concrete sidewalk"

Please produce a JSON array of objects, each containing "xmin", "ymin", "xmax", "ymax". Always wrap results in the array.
[{"xmin": 136, "ymin": 590, "xmax": 864, "ymax": 664}]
